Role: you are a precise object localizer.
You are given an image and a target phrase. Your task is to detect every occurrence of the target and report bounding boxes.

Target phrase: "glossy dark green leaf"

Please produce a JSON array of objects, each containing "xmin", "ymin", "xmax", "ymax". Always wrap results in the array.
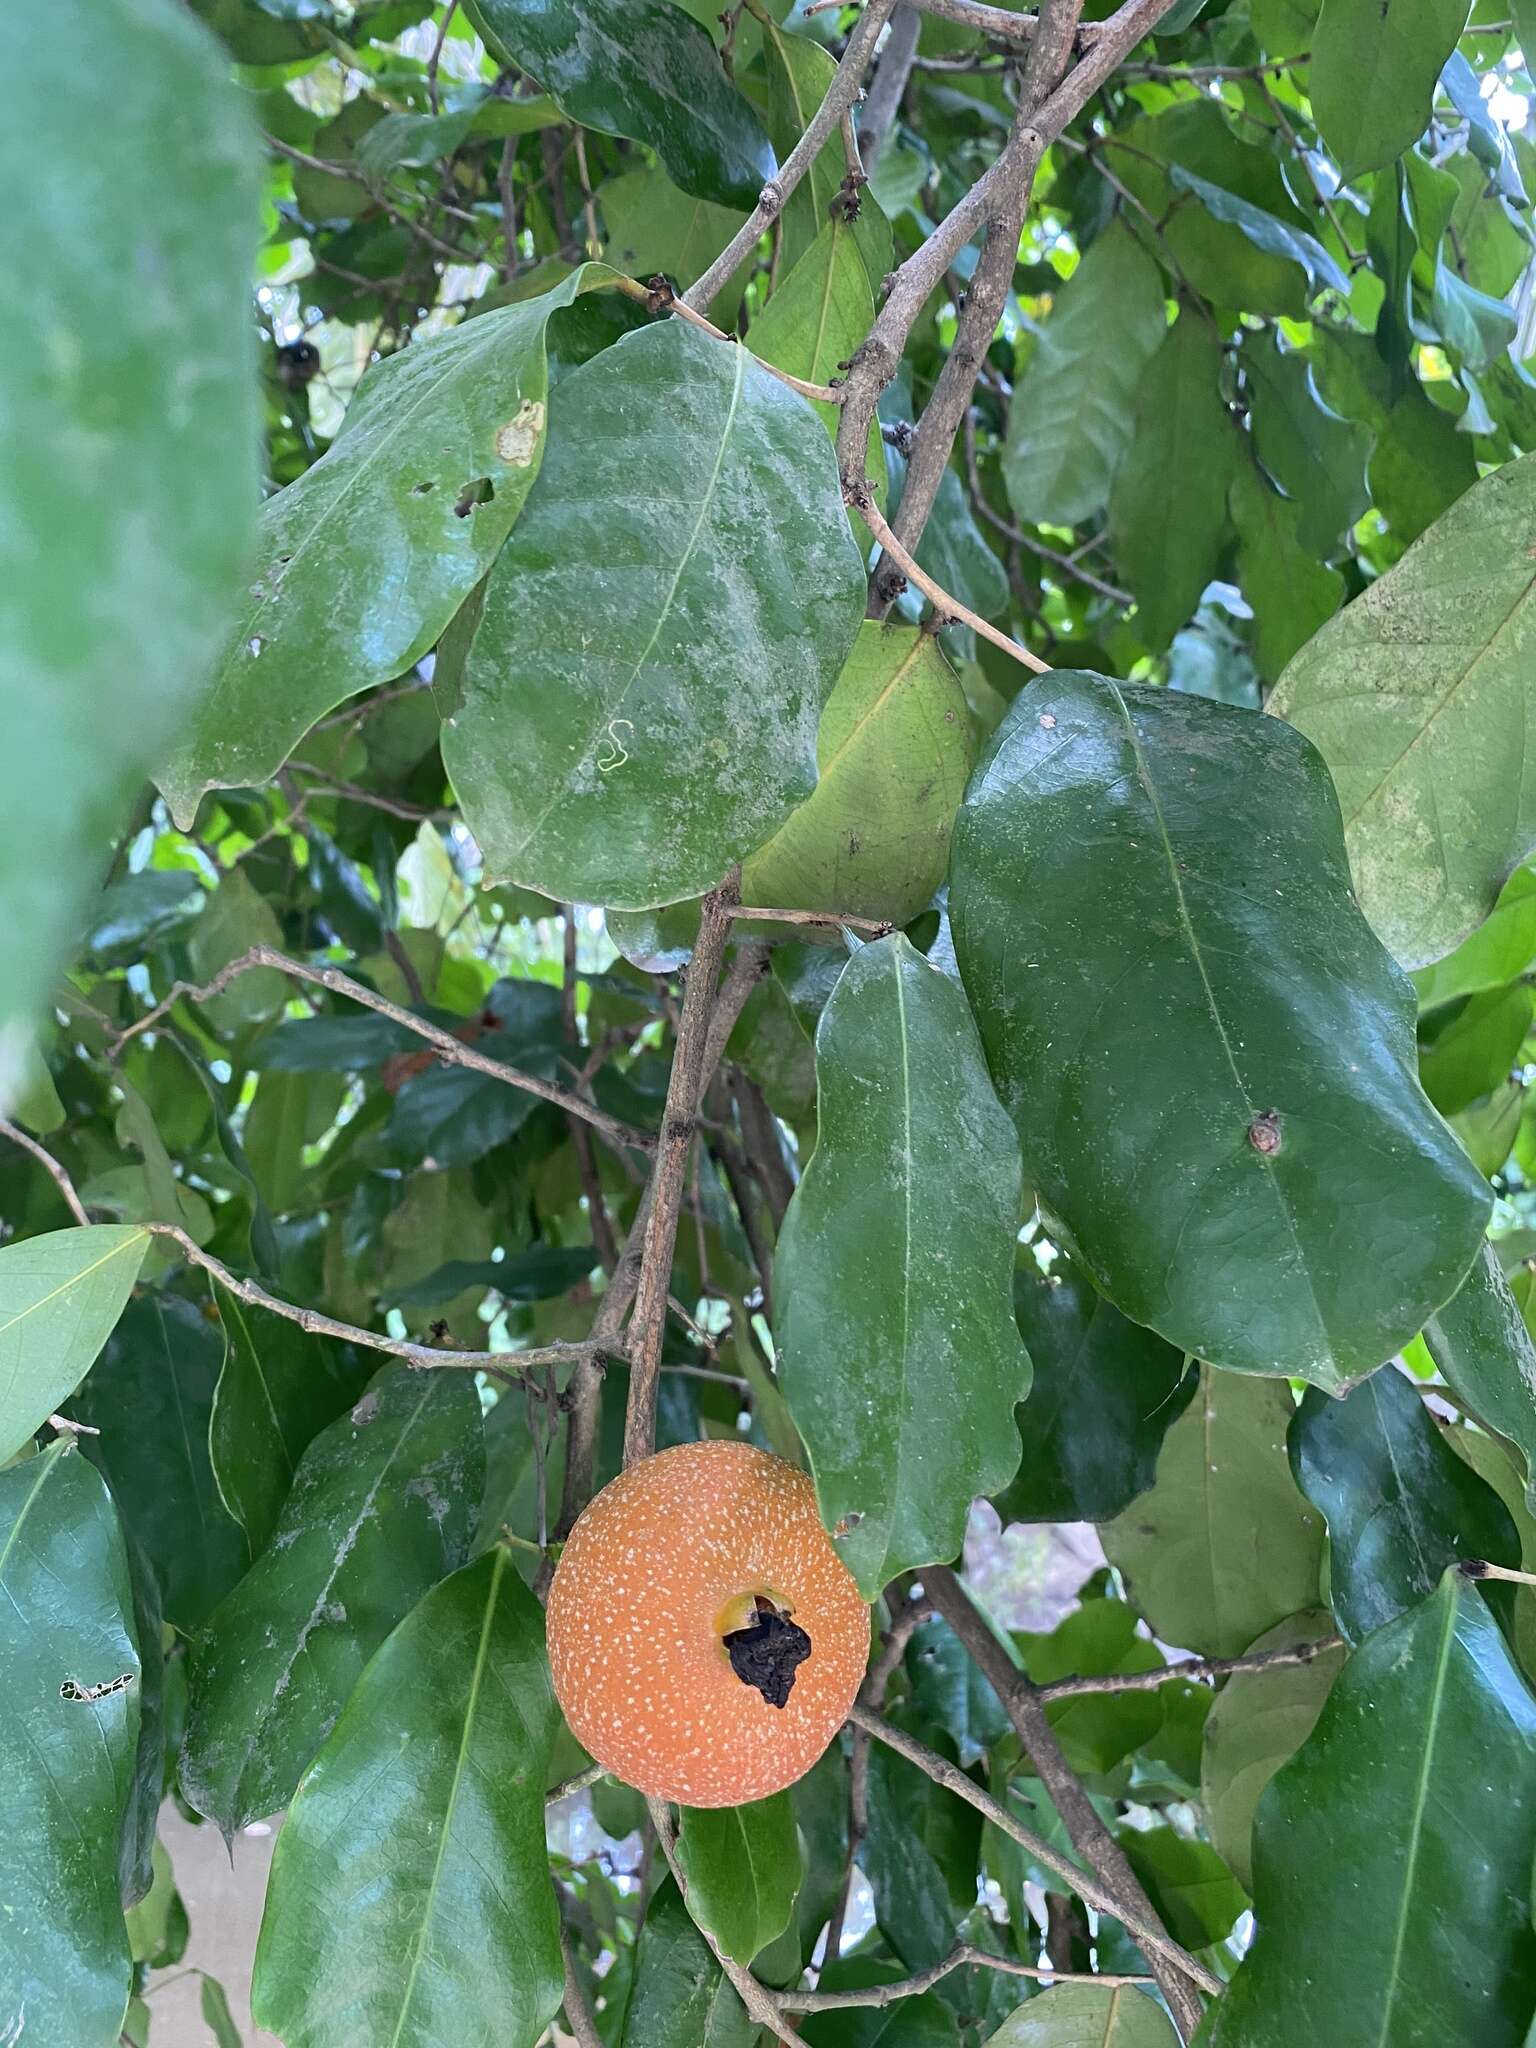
[
  {"xmin": 903, "ymin": 1615, "xmax": 1010, "ymax": 1767},
  {"xmin": 1274, "ymin": 450, "xmax": 1536, "ymax": 967},
  {"xmin": 0, "ymin": 0, "xmax": 255, "ymax": 1053},
  {"xmin": 1422, "ymin": 1241, "xmax": 1536, "ymax": 1508},
  {"xmin": 1243, "ymin": 333, "xmax": 1370, "ymax": 557},
  {"xmin": 1230, "ymin": 459, "xmax": 1346, "ymax": 684},
  {"xmin": 252, "ymin": 1548, "xmax": 562, "ymax": 2048},
  {"xmin": 1310, "ymin": 0, "xmax": 1471, "ymax": 179},
  {"xmin": 1109, "ymin": 317, "xmax": 1237, "ymax": 651},
  {"xmin": 997, "ymin": 1256, "xmax": 1195, "ymax": 1525},
  {"xmin": 1419, "ymin": 983, "xmax": 1533, "ymax": 1114},
  {"xmin": 777, "ymin": 934, "xmax": 1031, "ymax": 1597},
  {"xmin": 622, "ymin": 1876, "xmax": 756, "ymax": 2048},
  {"xmin": 0, "ymin": 1446, "xmax": 141, "ymax": 2048},
  {"xmin": 386, "ymin": 1041, "xmax": 562, "ymax": 1168},
  {"xmin": 445, "ymin": 320, "xmax": 865, "ymax": 909},
  {"xmin": 1102, "ymin": 1368, "xmax": 1325, "ymax": 1658},
  {"xmin": 863, "ymin": 1724, "xmax": 978, "ymax": 1970},
  {"xmin": 1168, "ymin": 167, "xmax": 1350, "ymax": 299},
  {"xmin": 245, "ymin": 1068, "xmax": 347, "ymax": 1213},
  {"xmin": 69, "ymin": 1292, "xmax": 249, "ymax": 1632},
  {"xmin": 1202, "ymin": 1574, "xmax": 1536, "ymax": 2047},
  {"xmin": 1001, "ymin": 220, "xmax": 1169, "ymax": 530},
  {"xmin": 950, "ymin": 673, "xmax": 1491, "ymax": 1385},
  {"xmin": 1199, "ymin": 1611, "xmax": 1343, "ymax": 1890},
  {"xmin": 249, "ymin": 1011, "xmax": 421, "ymax": 1072},
  {"xmin": 81, "ymin": 870, "xmax": 205, "ymax": 966},
  {"xmin": 0, "ymin": 1225, "xmax": 150, "ymax": 1461},
  {"xmin": 210, "ymin": 1291, "xmax": 373, "ymax": 1554},
  {"xmin": 465, "ymin": 0, "xmax": 774, "ymax": 208},
  {"xmin": 987, "ymin": 1984, "xmax": 1178, "ymax": 2045},
  {"xmin": 159, "ymin": 267, "xmax": 610, "ymax": 826},
  {"xmin": 759, "ymin": 15, "xmax": 891, "ymax": 288},
  {"xmin": 1119, "ymin": 1827, "xmax": 1246, "ymax": 1949},
  {"xmin": 181, "ymin": 1365, "xmax": 484, "ymax": 1833},
  {"xmin": 1413, "ymin": 865, "xmax": 1536, "ymax": 1008},
  {"xmin": 1289, "ymin": 1364, "xmax": 1520, "ymax": 1642},
  {"xmin": 118, "ymin": 1525, "xmax": 165, "ymax": 1908},
  {"xmin": 802, "ymin": 1967, "xmax": 959, "ymax": 2046},
  {"xmin": 676, "ymin": 1793, "xmax": 802, "ymax": 1963}
]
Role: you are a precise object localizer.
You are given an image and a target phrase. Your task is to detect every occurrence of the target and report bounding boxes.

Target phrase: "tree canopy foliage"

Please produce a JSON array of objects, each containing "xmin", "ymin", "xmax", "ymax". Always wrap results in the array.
[{"xmin": 9, "ymin": 0, "xmax": 1536, "ymax": 2043}]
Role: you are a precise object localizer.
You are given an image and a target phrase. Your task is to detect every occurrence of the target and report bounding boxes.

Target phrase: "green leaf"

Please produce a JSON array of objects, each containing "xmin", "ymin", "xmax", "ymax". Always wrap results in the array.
[
  {"xmin": 444, "ymin": 320, "xmax": 865, "ymax": 909},
  {"xmin": 1109, "ymin": 317, "xmax": 1237, "ymax": 651},
  {"xmin": 759, "ymin": 17, "xmax": 891, "ymax": 289},
  {"xmin": 903, "ymin": 1616, "xmax": 1010, "ymax": 1768},
  {"xmin": 950, "ymin": 673, "xmax": 1491, "ymax": 1385},
  {"xmin": 599, "ymin": 167, "xmax": 751, "ymax": 323},
  {"xmin": 464, "ymin": 0, "xmax": 775, "ymax": 208},
  {"xmin": 750, "ymin": 217, "xmax": 886, "ymax": 507},
  {"xmin": 776, "ymin": 935, "xmax": 1032, "ymax": 1598},
  {"xmin": 387, "ymin": 1246, "xmax": 598, "ymax": 1308},
  {"xmin": 1242, "ymin": 333, "xmax": 1371, "ymax": 557},
  {"xmin": 1413, "ymin": 865, "xmax": 1536, "ymax": 1007},
  {"xmin": 1119, "ymin": 1827, "xmax": 1246, "ymax": 1949},
  {"xmin": 742, "ymin": 621, "xmax": 973, "ymax": 930},
  {"xmin": 997, "ymin": 1257, "xmax": 1195, "ymax": 1525},
  {"xmin": 1367, "ymin": 383, "xmax": 1478, "ymax": 548},
  {"xmin": 1001, "ymin": 220, "xmax": 1169, "ymax": 530},
  {"xmin": 1202, "ymin": 1574, "xmax": 1536, "ymax": 2047},
  {"xmin": 158, "ymin": 266, "xmax": 610, "ymax": 827},
  {"xmin": 1102, "ymin": 1368, "xmax": 1325, "ymax": 1658},
  {"xmin": 803, "ymin": 1969, "xmax": 960, "ymax": 2045},
  {"xmin": 250, "ymin": 1011, "xmax": 420, "ymax": 1072},
  {"xmin": 1273, "ymin": 450, "xmax": 1536, "ymax": 968},
  {"xmin": 863, "ymin": 1725, "xmax": 978, "ymax": 1970},
  {"xmin": 0, "ymin": 1225, "xmax": 150, "ymax": 1462},
  {"xmin": 675, "ymin": 1793, "xmax": 803, "ymax": 1963},
  {"xmin": 622, "ymin": 1876, "xmax": 757, "ymax": 2048},
  {"xmin": 985, "ymin": 1984, "xmax": 1178, "ymax": 2045},
  {"xmin": 1168, "ymin": 166, "xmax": 1351, "ymax": 298},
  {"xmin": 210, "ymin": 1291, "xmax": 373, "ymax": 1554},
  {"xmin": 1422, "ymin": 1242, "xmax": 1536, "ymax": 1510},
  {"xmin": 1019, "ymin": 1595, "xmax": 1165, "ymax": 1775},
  {"xmin": 199, "ymin": 1974, "xmax": 243, "ymax": 2048},
  {"xmin": 0, "ymin": 0, "xmax": 256, "ymax": 1055},
  {"xmin": 1199, "ymin": 1611, "xmax": 1344, "ymax": 1890},
  {"xmin": 1289, "ymin": 1363, "xmax": 1521, "ymax": 1641},
  {"xmin": 1309, "ymin": 0, "xmax": 1472, "ymax": 179},
  {"xmin": 1229, "ymin": 458, "xmax": 1346, "ymax": 684},
  {"xmin": 68, "ymin": 1292, "xmax": 250, "ymax": 1632},
  {"xmin": 1447, "ymin": 1423, "xmax": 1536, "ymax": 1682},
  {"xmin": 1419, "ymin": 983, "xmax": 1534, "ymax": 1114},
  {"xmin": 1433, "ymin": 258, "xmax": 1519, "ymax": 369},
  {"xmin": 244, "ymin": 1068, "xmax": 347, "ymax": 1215},
  {"xmin": 181, "ymin": 1365, "xmax": 484, "ymax": 1834},
  {"xmin": 252, "ymin": 1548, "xmax": 562, "ymax": 2048},
  {"xmin": 0, "ymin": 1446, "xmax": 141, "ymax": 2048},
  {"xmin": 125, "ymin": 1837, "xmax": 187, "ymax": 1969}
]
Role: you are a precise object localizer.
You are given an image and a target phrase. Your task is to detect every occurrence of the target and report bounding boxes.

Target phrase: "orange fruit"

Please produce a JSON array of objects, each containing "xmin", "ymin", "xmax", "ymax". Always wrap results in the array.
[{"xmin": 547, "ymin": 1439, "xmax": 870, "ymax": 1807}]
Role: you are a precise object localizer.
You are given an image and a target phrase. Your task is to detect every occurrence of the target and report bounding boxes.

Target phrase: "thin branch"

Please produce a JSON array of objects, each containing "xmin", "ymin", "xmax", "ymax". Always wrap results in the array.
[
  {"xmin": 1463, "ymin": 1560, "xmax": 1536, "ymax": 1587},
  {"xmin": 263, "ymin": 134, "xmax": 478, "ymax": 265},
  {"xmin": 109, "ymin": 945, "xmax": 653, "ymax": 1158},
  {"xmin": 849, "ymin": 1706, "xmax": 1223, "ymax": 1999},
  {"xmin": 734, "ymin": 904, "xmax": 894, "ymax": 934},
  {"xmin": 859, "ymin": 2, "xmax": 921, "ymax": 169},
  {"xmin": 923, "ymin": 1566, "xmax": 1212, "ymax": 2037},
  {"xmin": 682, "ymin": 0, "xmax": 903, "ymax": 313},
  {"xmin": 962, "ymin": 413, "xmax": 1132, "ymax": 605},
  {"xmin": 425, "ymin": 0, "xmax": 460, "ymax": 111},
  {"xmin": 624, "ymin": 877, "xmax": 740, "ymax": 1465},
  {"xmin": 848, "ymin": 482, "xmax": 1050, "ymax": 672},
  {"xmin": 781, "ymin": 1943, "xmax": 1153, "ymax": 2010},
  {"xmin": 872, "ymin": 0, "xmax": 1082, "ymax": 599},
  {"xmin": 0, "ymin": 1119, "xmax": 91, "ymax": 1226},
  {"xmin": 1036, "ymin": 1635, "xmax": 1345, "ymax": 1700},
  {"xmin": 547, "ymin": 1760, "xmax": 607, "ymax": 1805},
  {"xmin": 285, "ymin": 763, "xmax": 453, "ymax": 822},
  {"xmin": 559, "ymin": 1922, "xmax": 605, "ymax": 2048},
  {"xmin": 647, "ymin": 1797, "xmax": 805, "ymax": 2048}
]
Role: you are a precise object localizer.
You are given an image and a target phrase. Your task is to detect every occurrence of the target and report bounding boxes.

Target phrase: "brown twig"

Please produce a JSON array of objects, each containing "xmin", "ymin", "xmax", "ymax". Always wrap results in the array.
[
  {"xmin": 0, "ymin": 1118, "xmax": 90, "ymax": 1225},
  {"xmin": 923, "ymin": 1566, "xmax": 1212, "ymax": 2037},
  {"xmin": 1036, "ymin": 1635, "xmax": 1345, "ymax": 1700},
  {"xmin": 263, "ymin": 134, "xmax": 478, "ymax": 265},
  {"xmin": 497, "ymin": 135, "xmax": 520, "ymax": 282},
  {"xmin": 623, "ymin": 877, "xmax": 740, "ymax": 1466},
  {"xmin": 872, "ymin": 0, "xmax": 1083, "ymax": 599},
  {"xmin": 849, "ymin": 1705, "xmax": 1223, "ymax": 1999},
  {"xmin": 781, "ymin": 1943, "xmax": 1153, "ymax": 2010},
  {"xmin": 848, "ymin": 483, "xmax": 1051, "ymax": 673},
  {"xmin": 962, "ymin": 413, "xmax": 1133, "ymax": 605},
  {"xmin": 558, "ymin": 1921, "xmax": 605, "ymax": 2048},
  {"xmin": 682, "ymin": 0, "xmax": 902, "ymax": 312},
  {"xmin": 547, "ymin": 1760, "xmax": 607, "ymax": 1806},
  {"xmin": 108, "ymin": 945, "xmax": 653, "ymax": 1157},
  {"xmin": 425, "ymin": 0, "xmax": 459, "ymax": 110},
  {"xmin": 734, "ymin": 904, "xmax": 894, "ymax": 933},
  {"xmin": 285, "ymin": 763, "xmax": 454, "ymax": 822},
  {"xmin": 859, "ymin": 2, "xmax": 921, "ymax": 168}
]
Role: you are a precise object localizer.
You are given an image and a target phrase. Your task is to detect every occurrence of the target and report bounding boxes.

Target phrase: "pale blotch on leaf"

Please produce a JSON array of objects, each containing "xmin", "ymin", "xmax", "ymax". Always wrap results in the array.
[{"xmin": 495, "ymin": 399, "xmax": 546, "ymax": 468}]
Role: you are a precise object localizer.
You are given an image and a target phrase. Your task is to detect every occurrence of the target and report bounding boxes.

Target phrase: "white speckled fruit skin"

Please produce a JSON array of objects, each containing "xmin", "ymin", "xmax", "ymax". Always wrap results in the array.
[{"xmin": 547, "ymin": 1440, "xmax": 871, "ymax": 1807}]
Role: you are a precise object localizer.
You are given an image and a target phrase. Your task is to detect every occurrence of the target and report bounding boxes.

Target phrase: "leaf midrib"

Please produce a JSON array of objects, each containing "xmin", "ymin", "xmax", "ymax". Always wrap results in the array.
[{"xmin": 1375, "ymin": 1584, "xmax": 1457, "ymax": 2047}]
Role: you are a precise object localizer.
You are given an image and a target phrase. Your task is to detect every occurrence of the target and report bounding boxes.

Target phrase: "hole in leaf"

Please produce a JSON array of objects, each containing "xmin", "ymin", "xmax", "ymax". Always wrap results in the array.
[
  {"xmin": 410, "ymin": 481, "xmax": 436, "ymax": 496},
  {"xmin": 454, "ymin": 477, "xmax": 495, "ymax": 518}
]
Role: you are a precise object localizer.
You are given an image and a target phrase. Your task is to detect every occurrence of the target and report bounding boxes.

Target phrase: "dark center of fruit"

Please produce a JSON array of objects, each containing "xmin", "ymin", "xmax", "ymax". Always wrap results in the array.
[{"xmin": 723, "ymin": 1595, "xmax": 812, "ymax": 1709}]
